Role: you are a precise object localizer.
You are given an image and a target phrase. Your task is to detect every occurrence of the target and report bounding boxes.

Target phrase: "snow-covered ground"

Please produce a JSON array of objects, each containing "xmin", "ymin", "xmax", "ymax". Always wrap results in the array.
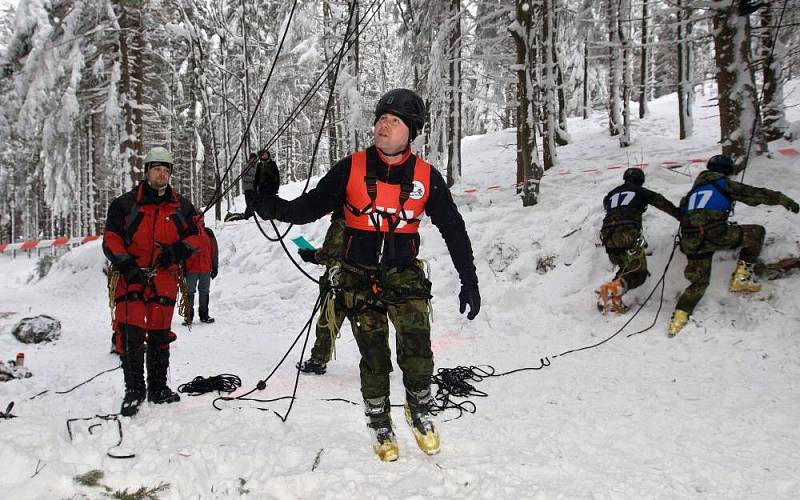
[{"xmin": 2, "ymin": 86, "xmax": 800, "ymax": 499}]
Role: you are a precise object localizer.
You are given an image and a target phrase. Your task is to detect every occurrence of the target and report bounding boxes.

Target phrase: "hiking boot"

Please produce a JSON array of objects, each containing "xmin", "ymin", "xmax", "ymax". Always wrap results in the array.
[
  {"xmin": 730, "ymin": 260, "xmax": 762, "ymax": 293},
  {"xmin": 297, "ymin": 358, "xmax": 327, "ymax": 374},
  {"xmin": 120, "ymin": 388, "xmax": 146, "ymax": 417},
  {"xmin": 668, "ymin": 309, "xmax": 689, "ymax": 337},
  {"xmin": 199, "ymin": 294, "xmax": 214, "ymax": 323}
]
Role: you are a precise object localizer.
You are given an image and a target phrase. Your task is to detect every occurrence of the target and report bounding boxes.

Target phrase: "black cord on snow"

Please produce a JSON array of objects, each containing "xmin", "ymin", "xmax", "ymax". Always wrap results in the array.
[
  {"xmin": 177, "ymin": 374, "xmax": 242, "ymax": 396},
  {"xmin": 66, "ymin": 413, "xmax": 134, "ymax": 459},
  {"xmin": 0, "ymin": 401, "xmax": 16, "ymax": 419},
  {"xmin": 212, "ymin": 293, "xmax": 322, "ymax": 422},
  {"xmin": 555, "ymin": 238, "xmax": 680, "ymax": 356},
  {"xmin": 27, "ymin": 364, "xmax": 121, "ymax": 401}
]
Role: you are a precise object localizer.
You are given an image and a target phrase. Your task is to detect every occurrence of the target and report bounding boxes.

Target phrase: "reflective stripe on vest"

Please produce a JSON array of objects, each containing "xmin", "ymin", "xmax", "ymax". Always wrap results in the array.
[
  {"xmin": 344, "ymin": 150, "xmax": 431, "ymax": 233},
  {"xmin": 683, "ymin": 178, "xmax": 732, "ymax": 214}
]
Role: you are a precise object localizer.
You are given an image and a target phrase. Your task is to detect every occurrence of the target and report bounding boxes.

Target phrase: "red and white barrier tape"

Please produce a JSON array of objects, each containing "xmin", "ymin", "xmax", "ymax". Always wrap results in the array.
[{"xmin": 0, "ymin": 235, "xmax": 100, "ymax": 253}]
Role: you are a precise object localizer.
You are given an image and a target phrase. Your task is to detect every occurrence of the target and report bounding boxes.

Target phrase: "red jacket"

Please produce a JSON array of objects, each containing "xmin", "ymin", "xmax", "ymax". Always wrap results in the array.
[
  {"xmin": 103, "ymin": 182, "xmax": 202, "ymax": 270},
  {"xmin": 186, "ymin": 227, "xmax": 218, "ymax": 274}
]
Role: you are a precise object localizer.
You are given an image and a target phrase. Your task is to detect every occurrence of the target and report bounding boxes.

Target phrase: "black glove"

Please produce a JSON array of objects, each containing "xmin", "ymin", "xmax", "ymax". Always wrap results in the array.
[
  {"xmin": 245, "ymin": 190, "xmax": 279, "ymax": 219},
  {"xmin": 459, "ymin": 282, "xmax": 481, "ymax": 320},
  {"xmin": 211, "ymin": 268, "xmax": 218, "ymax": 279},
  {"xmin": 116, "ymin": 259, "xmax": 145, "ymax": 285},
  {"xmin": 785, "ymin": 199, "xmax": 799, "ymax": 214},
  {"xmin": 155, "ymin": 242, "xmax": 191, "ymax": 269},
  {"xmin": 298, "ymin": 248, "xmax": 317, "ymax": 264}
]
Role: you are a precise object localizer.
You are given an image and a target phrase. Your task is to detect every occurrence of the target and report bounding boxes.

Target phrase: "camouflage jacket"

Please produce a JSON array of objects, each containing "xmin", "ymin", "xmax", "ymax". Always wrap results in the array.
[
  {"xmin": 314, "ymin": 212, "xmax": 345, "ymax": 269},
  {"xmin": 680, "ymin": 171, "xmax": 794, "ymax": 228}
]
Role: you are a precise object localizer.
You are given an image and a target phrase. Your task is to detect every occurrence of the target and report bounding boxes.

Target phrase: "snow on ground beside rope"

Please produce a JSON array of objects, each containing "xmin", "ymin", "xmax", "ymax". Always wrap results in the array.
[{"xmin": 2, "ymin": 84, "xmax": 800, "ymax": 499}]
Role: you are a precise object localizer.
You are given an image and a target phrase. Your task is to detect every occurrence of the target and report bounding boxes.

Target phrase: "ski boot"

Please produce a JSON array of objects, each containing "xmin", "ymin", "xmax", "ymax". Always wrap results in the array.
[
  {"xmin": 729, "ymin": 260, "xmax": 762, "ymax": 293},
  {"xmin": 296, "ymin": 358, "xmax": 327, "ymax": 375},
  {"xmin": 365, "ymin": 397, "xmax": 399, "ymax": 462},
  {"xmin": 404, "ymin": 389, "xmax": 440, "ymax": 455},
  {"xmin": 597, "ymin": 278, "xmax": 627, "ymax": 314},
  {"xmin": 668, "ymin": 309, "xmax": 689, "ymax": 337}
]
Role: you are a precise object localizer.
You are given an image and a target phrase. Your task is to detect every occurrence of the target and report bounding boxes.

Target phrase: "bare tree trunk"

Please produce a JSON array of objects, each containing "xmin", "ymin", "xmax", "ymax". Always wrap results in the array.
[
  {"xmin": 323, "ymin": 0, "xmax": 340, "ymax": 166},
  {"xmin": 677, "ymin": 0, "xmax": 694, "ymax": 139},
  {"xmin": 116, "ymin": 1, "xmax": 144, "ymax": 184},
  {"xmin": 583, "ymin": 39, "xmax": 589, "ymax": 119},
  {"xmin": 712, "ymin": 2, "xmax": 758, "ymax": 171},
  {"xmin": 446, "ymin": 0, "xmax": 462, "ymax": 186},
  {"xmin": 761, "ymin": 6, "xmax": 789, "ymax": 141},
  {"xmin": 511, "ymin": 0, "xmax": 542, "ymax": 207},
  {"xmin": 241, "ymin": 0, "xmax": 252, "ymax": 158},
  {"xmin": 638, "ymin": 0, "xmax": 649, "ymax": 118},
  {"xmin": 542, "ymin": 0, "xmax": 558, "ymax": 169},
  {"xmin": 619, "ymin": 0, "xmax": 632, "ymax": 147},
  {"xmin": 607, "ymin": 0, "xmax": 621, "ymax": 136},
  {"xmin": 552, "ymin": 0, "xmax": 569, "ymax": 145}
]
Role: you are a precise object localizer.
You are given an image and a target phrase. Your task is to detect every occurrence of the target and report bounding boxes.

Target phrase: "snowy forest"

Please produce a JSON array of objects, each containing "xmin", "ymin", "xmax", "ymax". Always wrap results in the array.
[{"xmin": 1, "ymin": 0, "xmax": 799, "ymax": 243}]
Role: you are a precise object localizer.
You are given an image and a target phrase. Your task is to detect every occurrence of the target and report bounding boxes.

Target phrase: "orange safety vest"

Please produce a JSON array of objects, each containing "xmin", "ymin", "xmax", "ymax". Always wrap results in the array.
[{"xmin": 344, "ymin": 150, "xmax": 431, "ymax": 234}]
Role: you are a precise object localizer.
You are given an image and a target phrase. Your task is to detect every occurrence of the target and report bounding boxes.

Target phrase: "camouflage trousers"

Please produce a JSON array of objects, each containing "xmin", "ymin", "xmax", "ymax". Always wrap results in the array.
[
  {"xmin": 676, "ymin": 223, "xmax": 765, "ymax": 313},
  {"xmin": 603, "ymin": 226, "xmax": 648, "ymax": 290},
  {"xmin": 337, "ymin": 261, "xmax": 433, "ymax": 401},
  {"xmin": 309, "ymin": 272, "xmax": 347, "ymax": 363}
]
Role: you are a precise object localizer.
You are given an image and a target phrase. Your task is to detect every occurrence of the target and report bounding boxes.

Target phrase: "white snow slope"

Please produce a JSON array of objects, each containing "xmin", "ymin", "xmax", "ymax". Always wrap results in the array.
[{"xmin": 1, "ymin": 86, "xmax": 800, "ymax": 500}]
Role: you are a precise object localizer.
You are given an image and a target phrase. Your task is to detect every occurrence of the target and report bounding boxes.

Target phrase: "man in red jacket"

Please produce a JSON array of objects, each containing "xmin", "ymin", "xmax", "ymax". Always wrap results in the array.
[
  {"xmin": 183, "ymin": 226, "xmax": 219, "ymax": 324},
  {"xmin": 103, "ymin": 146, "xmax": 203, "ymax": 416}
]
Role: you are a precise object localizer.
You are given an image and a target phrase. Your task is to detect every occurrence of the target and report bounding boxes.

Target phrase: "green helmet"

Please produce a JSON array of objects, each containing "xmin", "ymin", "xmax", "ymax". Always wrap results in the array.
[{"xmin": 144, "ymin": 146, "xmax": 173, "ymax": 172}]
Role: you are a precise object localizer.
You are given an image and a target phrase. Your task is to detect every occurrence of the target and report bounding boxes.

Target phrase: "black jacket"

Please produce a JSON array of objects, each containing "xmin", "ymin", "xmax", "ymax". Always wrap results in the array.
[
  {"xmin": 252, "ymin": 146, "xmax": 478, "ymax": 285},
  {"xmin": 602, "ymin": 181, "xmax": 682, "ymax": 230}
]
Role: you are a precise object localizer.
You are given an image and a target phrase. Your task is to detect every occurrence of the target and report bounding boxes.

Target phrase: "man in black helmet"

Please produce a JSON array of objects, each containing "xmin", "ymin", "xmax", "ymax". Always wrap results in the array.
[
  {"xmin": 246, "ymin": 88, "xmax": 480, "ymax": 461},
  {"xmin": 668, "ymin": 154, "xmax": 799, "ymax": 336},
  {"xmin": 597, "ymin": 168, "xmax": 682, "ymax": 313}
]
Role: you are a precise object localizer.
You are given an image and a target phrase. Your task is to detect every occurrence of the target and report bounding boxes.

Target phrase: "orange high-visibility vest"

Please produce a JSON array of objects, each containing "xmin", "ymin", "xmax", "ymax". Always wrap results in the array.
[{"xmin": 344, "ymin": 150, "xmax": 431, "ymax": 233}]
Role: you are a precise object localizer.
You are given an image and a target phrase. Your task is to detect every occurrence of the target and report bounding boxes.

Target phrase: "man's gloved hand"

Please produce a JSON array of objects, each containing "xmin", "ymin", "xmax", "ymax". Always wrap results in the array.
[
  {"xmin": 784, "ymin": 198, "xmax": 799, "ymax": 214},
  {"xmin": 298, "ymin": 248, "xmax": 317, "ymax": 264},
  {"xmin": 211, "ymin": 268, "xmax": 218, "ymax": 279},
  {"xmin": 117, "ymin": 259, "xmax": 145, "ymax": 285},
  {"xmin": 155, "ymin": 242, "xmax": 191, "ymax": 269},
  {"xmin": 458, "ymin": 281, "xmax": 481, "ymax": 320}
]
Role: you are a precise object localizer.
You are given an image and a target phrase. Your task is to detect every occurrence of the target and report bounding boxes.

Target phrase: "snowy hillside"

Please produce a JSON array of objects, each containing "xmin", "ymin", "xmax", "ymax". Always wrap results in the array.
[{"xmin": 1, "ymin": 86, "xmax": 800, "ymax": 499}]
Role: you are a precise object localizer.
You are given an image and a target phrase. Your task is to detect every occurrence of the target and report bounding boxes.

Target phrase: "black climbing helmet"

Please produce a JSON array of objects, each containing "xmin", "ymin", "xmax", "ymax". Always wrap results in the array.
[
  {"xmin": 706, "ymin": 155, "xmax": 735, "ymax": 175},
  {"xmin": 374, "ymin": 88, "xmax": 426, "ymax": 141},
  {"xmin": 623, "ymin": 168, "xmax": 645, "ymax": 186}
]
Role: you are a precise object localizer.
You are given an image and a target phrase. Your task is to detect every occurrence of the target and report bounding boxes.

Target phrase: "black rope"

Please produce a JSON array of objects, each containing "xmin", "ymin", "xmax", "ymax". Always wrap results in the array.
[
  {"xmin": 427, "ymin": 360, "xmax": 552, "ymax": 421},
  {"xmin": 203, "ymin": 0, "xmax": 302, "ymax": 214},
  {"xmin": 556, "ymin": 238, "xmax": 680, "ymax": 356},
  {"xmin": 205, "ymin": 0, "xmax": 386, "ymax": 213},
  {"xmin": 177, "ymin": 374, "xmax": 242, "ymax": 396},
  {"xmin": 212, "ymin": 293, "xmax": 322, "ymax": 422},
  {"xmin": 27, "ymin": 364, "xmax": 121, "ymax": 400},
  {"xmin": 66, "ymin": 413, "xmax": 134, "ymax": 459}
]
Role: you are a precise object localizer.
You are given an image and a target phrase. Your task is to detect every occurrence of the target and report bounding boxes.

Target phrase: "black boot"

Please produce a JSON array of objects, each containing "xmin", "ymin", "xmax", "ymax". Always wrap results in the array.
[
  {"xmin": 199, "ymin": 293, "xmax": 214, "ymax": 323},
  {"xmin": 146, "ymin": 339, "xmax": 180, "ymax": 405},
  {"xmin": 297, "ymin": 358, "xmax": 327, "ymax": 374},
  {"xmin": 182, "ymin": 294, "xmax": 194, "ymax": 326},
  {"xmin": 119, "ymin": 325, "xmax": 146, "ymax": 416}
]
